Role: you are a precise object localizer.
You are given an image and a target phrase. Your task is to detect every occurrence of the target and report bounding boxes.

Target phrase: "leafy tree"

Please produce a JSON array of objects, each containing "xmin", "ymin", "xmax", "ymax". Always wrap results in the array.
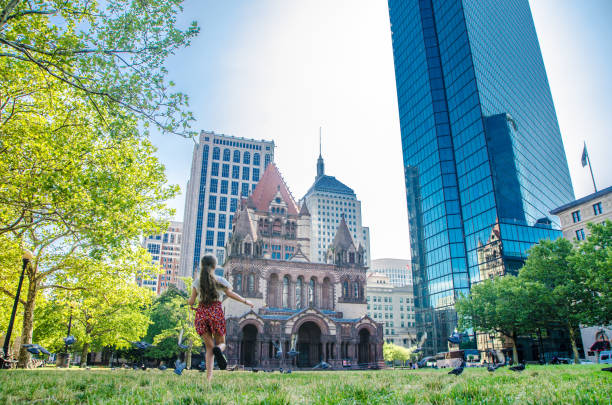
[
  {"xmin": 456, "ymin": 275, "xmax": 550, "ymax": 364},
  {"xmin": 519, "ymin": 237, "xmax": 596, "ymax": 363},
  {"xmin": 0, "ymin": 122, "xmax": 176, "ymax": 367},
  {"xmin": 0, "ymin": 0, "xmax": 199, "ymax": 139},
  {"xmin": 383, "ymin": 342, "xmax": 414, "ymax": 367},
  {"xmin": 570, "ymin": 220, "xmax": 611, "ymax": 326},
  {"xmin": 34, "ymin": 251, "xmax": 153, "ymax": 366},
  {"xmin": 149, "ymin": 279, "xmax": 200, "ymax": 369},
  {"xmin": 144, "ymin": 285, "xmax": 187, "ymax": 361}
]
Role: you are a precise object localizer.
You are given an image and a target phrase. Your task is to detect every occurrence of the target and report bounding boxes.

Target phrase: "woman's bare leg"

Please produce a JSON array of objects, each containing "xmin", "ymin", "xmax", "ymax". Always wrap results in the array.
[
  {"xmin": 201, "ymin": 332, "xmax": 215, "ymax": 382},
  {"xmin": 214, "ymin": 335, "xmax": 226, "ymax": 352}
]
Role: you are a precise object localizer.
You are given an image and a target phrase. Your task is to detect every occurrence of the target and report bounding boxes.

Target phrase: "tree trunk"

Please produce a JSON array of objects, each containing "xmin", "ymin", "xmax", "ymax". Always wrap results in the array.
[
  {"xmin": 510, "ymin": 334, "xmax": 519, "ymax": 365},
  {"xmin": 17, "ymin": 277, "xmax": 38, "ymax": 368},
  {"xmin": 568, "ymin": 324, "xmax": 581, "ymax": 364},
  {"xmin": 80, "ymin": 343, "xmax": 90, "ymax": 367},
  {"xmin": 186, "ymin": 346, "xmax": 192, "ymax": 369}
]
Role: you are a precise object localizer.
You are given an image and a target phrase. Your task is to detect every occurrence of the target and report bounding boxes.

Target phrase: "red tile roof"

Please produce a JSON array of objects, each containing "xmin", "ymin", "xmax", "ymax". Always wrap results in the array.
[{"xmin": 249, "ymin": 163, "xmax": 299, "ymax": 215}]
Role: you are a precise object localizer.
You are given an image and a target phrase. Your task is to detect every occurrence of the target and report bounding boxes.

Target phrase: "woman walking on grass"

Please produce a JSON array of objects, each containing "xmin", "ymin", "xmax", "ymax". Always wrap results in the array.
[{"xmin": 188, "ymin": 255, "xmax": 254, "ymax": 382}]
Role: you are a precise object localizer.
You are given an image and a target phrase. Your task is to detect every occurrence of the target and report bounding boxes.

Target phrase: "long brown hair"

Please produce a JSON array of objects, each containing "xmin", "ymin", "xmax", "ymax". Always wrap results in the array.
[{"xmin": 199, "ymin": 255, "xmax": 219, "ymax": 305}]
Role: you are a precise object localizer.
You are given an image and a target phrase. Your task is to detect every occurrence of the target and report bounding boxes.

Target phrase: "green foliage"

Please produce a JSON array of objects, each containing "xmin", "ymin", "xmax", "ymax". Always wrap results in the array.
[
  {"xmin": 145, "ymin": 281, "xmax": 200, "ymax": 360},
  {"xmin": 569, "ymin": 220, "xmax": 611, "ymax": 325},
  {"xmin": 32, "ymin": 249, "xmax": 156, "ymax": 359},
  {"xmin": 383, "ymin": 342, "xmax": 417, "ymax": 365},
  {"xmin": 0, "ymin": 0, "xmax": 199, "ymax": 137},
  {"xmin": 520, "ymin": 236, "xmax": 602, "ymax": 362},
  {"xmin": 456, "ymin": 275, "xmax": 550, "ymax": 363}
]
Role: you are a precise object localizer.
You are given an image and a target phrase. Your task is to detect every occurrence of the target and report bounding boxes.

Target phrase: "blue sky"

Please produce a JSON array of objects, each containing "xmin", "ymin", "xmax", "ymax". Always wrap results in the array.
[{"xmin": 151, "ymin": 0, "xmax": 612, "ymax": 260}]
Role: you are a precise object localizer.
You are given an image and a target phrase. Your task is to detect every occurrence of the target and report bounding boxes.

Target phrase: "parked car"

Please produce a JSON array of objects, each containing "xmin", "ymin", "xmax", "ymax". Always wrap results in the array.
[{"xmin": 599, "ymin": 351, "xmax": 612, "ymax": 364}]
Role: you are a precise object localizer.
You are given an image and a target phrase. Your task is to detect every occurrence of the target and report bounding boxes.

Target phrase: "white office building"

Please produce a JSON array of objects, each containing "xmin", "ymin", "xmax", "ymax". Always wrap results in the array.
[
  {"xmin": 179, "ymin": 130, "xmax": 275, "ymax": 280},
  {"xmin": 366, "ymin": 272, "xmax": 416, "ymax": 347},
  {"xmin": 369, "ymin": 258, "xmax": 412, "ymax": 287},
  {"xmin": 301, "ymin": 151, "xmax": 370, "ymax": 266}
]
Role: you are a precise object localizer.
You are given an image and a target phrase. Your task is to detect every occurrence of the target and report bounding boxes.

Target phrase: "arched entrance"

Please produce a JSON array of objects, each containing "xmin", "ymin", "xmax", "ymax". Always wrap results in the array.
[
  {"xmin": 297, "ymin": 321, "xmax": 322, "ymax": 367},
  {"xmin": 358, "ymin": 329, "xmax": 371, "ymax": 365},
  {"xmin": 240, "ymin": 324, "xmax": 258, "ymax": 367}
]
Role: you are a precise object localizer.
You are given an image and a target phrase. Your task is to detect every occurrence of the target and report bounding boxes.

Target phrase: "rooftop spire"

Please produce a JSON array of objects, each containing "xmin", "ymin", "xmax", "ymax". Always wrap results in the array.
[{"xmin": 317, "ymin": 127, "xmax": 324, "ymax": 179}]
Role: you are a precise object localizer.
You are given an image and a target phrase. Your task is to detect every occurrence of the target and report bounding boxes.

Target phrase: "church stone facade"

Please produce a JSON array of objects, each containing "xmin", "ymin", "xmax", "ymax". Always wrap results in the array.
[{"xmin": 221, "ymin": 163, "xmax": 383, "ymax": 368}]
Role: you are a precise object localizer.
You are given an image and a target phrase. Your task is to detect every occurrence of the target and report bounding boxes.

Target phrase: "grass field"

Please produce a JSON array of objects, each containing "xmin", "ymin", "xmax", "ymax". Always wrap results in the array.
[{"xmin": 0, "ymin": 365, "xmax": 610, "ymax": 404}]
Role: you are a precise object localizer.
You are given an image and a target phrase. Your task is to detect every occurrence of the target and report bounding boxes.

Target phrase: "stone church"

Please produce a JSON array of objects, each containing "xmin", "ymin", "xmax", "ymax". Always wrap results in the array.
[{"xmin": 221, "ymin": 163, "xmax": 383, "ymax": 368}]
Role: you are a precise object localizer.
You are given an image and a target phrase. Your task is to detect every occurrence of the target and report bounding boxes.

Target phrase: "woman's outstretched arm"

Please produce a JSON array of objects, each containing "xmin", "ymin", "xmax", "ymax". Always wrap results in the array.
[{"xmin": 225, "ymin": 288, "xmax": 254, "ymax": 308}]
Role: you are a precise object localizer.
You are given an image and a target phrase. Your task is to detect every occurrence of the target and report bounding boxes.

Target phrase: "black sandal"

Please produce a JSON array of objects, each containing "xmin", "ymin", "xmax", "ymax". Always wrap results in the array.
[{"xmin": 213, "ymin": 346, "xmax": 227, "ymax": 370}]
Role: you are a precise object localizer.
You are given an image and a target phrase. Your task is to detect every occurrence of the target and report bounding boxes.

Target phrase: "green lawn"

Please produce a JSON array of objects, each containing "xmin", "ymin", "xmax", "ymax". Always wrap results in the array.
[{"xmin": 0, "ymin": 365, "xmax": 610, "ymax": 404}]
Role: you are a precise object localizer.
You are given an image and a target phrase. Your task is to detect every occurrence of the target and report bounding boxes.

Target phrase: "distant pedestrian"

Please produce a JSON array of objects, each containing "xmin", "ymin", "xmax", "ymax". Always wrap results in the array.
[{"xmin": 188, "ymin": 255, "xmax": 254, "ymax": 383}]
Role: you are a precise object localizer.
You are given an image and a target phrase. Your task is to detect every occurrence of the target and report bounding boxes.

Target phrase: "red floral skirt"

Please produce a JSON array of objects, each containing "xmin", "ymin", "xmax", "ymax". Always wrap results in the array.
[{"xmin": 195, "ymin": 301, "xmax": 226, "ymax": 337}]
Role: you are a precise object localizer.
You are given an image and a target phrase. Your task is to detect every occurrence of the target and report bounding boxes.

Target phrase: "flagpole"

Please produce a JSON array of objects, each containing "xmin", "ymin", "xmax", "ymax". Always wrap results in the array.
[{"xmin": 587, "ymin": 151, "xmax": 597, "ymax": 193}]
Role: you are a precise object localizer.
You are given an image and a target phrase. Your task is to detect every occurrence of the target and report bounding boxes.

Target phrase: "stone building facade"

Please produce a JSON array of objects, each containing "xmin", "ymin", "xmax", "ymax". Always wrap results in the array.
[
  {"xmin": 366, "ymin": 272, "xmax": 417, "ymax": 348},
  {"xmin": 221, "ymin": 163, "xmax": 383, "ymax": 368}
]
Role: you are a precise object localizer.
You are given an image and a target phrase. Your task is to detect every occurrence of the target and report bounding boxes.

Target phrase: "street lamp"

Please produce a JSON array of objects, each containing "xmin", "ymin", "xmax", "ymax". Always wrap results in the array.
[{"xmin": 2, "ymin": 250, "xmax": 33, "ymax": 367}]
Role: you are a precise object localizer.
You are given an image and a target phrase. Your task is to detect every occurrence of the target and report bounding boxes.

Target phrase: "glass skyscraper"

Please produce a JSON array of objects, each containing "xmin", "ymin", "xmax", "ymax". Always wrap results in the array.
[{"xmin": 388, "ymin": 0, "xmax": 574, "ymax": 354}]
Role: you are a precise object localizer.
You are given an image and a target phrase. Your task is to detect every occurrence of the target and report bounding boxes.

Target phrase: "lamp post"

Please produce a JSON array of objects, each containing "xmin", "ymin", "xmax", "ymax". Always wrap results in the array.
[{"xmin": 2, "ymin": 250, "xmax": 33, "ymax": 364}]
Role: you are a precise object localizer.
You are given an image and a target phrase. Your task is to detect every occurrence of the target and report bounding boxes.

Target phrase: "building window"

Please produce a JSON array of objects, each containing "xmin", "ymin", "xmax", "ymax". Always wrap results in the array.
[
  {"xmin": 309, "ymin": 278, "xmax": 315, "ymax": 306},
  {"xmin": 593, "ymin": 202, "xmax": 603, "ymax": 215},
  {"xmin": 234, "ymin": 273, "xmax": 242, "ymax": 292},
  {"xmin": 232, "ymin": 165, "xmax": 240, "ymax": 179},
  {"xmin": 296, "ymin": 277, "xmax": 303, "ymax": 308},
  {"xmin": 212, "ymin": 147, "xmax": 220, "ymax": 160},
  {"xmin": 218, "ymin": 214, "xmax": 226, "ymax": 229},
  {"xmin": 575, "ymin": 229, "xmax": 586, "ymax": 240},
  {"xmin": 230, "ymin": 198, "xmax": 238, "ymax": 212},
  {"xmin": 211, "ymin": 162, "xmax": 219, "ymax": 176},
  {"xmin": 221, "ymin": 164, "xmax": 230, "ymax": 178},
  {"xmin": 233, "ymin": 150, "xmax": 240, "ymax": 163},
  {"xmin": 223, "ymin": 149, "xmax": 230, "ymax": 161},
  {"xmin": 231, "ymin": 181, "xmax": 239, "ymax": 195},
  {"xmin": 248, "ymin": 274, "xmax": 255, "ymax": 293},
  {"xmin": 353, "ymin": 282, "xmax": 359, "ymax": 298},
  {"xmin": 265, "ymin": 154, "xmax": 271, "ymax": 168},
  {"xmin": 242, "ymin": 166, "xmax": 250, "ymax": 180},
  {"xmin": 342, "ymin": 281, "xmax": 349, "ymax": 297},
  {"xmin": 571, "ymin": 210, "xmax": 581, "ymax": 223},
  {"xmin": 282, "ymin": 276, "xmax": 289, "ymax": 308},
  {"xmin": 253, "ymin": 168, "xmax": 260, "ymax": 182},
  {"xmin": 228, "ymin": 215, "xmax": 233, "ymax": 229},
  {"xmin": 218, "ymin": 197, "xmax": 227, "ymax": 211},
  {"xmin": 254, "ymin": 153, "xmax": 261, "ymax": 166},
  {"xmin": 208, "ymin": 196, "xmax": 216, "ymax": 210},
  {"xmin": 243, "ymin": 151, "xmax": 251, "ymax": 164},
  {"xmin": 216, "ymin": 232, "xmax": 225, "ymax": 247},
  {"xmin": 207, "ymin": 213, "xmax": 215, "ymax": 228},
  {"xmin": 210, "ymin": 179, "xmax": 218, "ymax": 193},
  {"xmin": 220, "ymin": 180, "xmax": 228, "ymax": 194},
  {"xmin": 205, "ymin": 231, "xmax": 214, "ymax": 246},
  {"xmin": 241, "ymin": 183, "xmax": 249, "ymax": 197}
]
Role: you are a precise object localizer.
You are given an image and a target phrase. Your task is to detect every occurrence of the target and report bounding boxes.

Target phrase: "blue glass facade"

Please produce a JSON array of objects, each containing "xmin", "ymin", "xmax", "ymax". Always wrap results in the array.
[{"xmin": 388, "ymin": 0, "xmax": 574, "ymax": 354}]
